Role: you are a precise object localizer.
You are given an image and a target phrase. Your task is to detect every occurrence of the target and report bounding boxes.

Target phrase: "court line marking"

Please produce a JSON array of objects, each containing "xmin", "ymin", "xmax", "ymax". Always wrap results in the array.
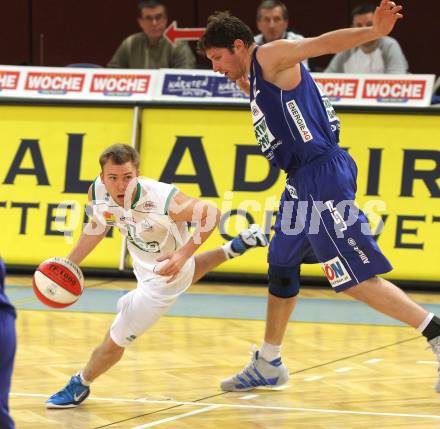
[
  {"xmin": 417, "ymin": 361, "xmax": 438, "ymax": 365},
  {"xmin": 334, "ymin": 367, "xmax": 352, "ymax": 373},
  {"xmin": 10, "ymin": 392, "xmax": 440, "ymax": 420},
  {"xmin": 130, "ymin": 405, "xmax": 221, "ymax": 428},
  {"xmin": 304, "ymin": 376, "xmax": 323, "ymax": 381},
  {"xmin": 364, "ymin": 358, "xmax": 383, "ymax": 364},
  {"xmin": 239, "ymin": 394, "xmax": 259, "ymax": 400}
]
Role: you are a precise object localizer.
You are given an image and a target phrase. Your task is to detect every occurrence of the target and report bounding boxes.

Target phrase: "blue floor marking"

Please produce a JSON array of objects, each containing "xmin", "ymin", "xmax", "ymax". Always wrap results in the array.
[{"xmin": 7, "ymin": 284, "xmax": 440, "ymax": 326}]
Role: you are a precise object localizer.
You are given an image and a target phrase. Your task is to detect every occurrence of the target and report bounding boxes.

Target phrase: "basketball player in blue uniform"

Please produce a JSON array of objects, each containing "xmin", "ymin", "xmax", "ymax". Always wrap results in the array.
[
  {"xmin": 0, "ymin": 258, "xmax": 16, "ymax": 428},
  {"xmin": 199, "ymin": 0, "xmax": 440, "ymax": 392}
]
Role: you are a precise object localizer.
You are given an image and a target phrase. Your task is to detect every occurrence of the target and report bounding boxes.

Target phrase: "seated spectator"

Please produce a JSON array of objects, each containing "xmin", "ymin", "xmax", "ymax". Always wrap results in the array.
[
  {"xmin": 108, "ymin": 0, "xmax": 196, "ymax": 69},
  {"xmin": 325, "ymin": 3, "xmax": 408, "ymax": 74},
  {"xmin": 254, "ymin": 0, "xmax": 308, "ymax": 69}
]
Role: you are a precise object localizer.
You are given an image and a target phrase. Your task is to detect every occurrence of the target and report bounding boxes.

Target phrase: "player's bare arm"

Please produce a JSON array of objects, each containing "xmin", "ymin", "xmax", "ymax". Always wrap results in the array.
[
  {"xmin": 155, "ymin": 191, "xmax": 221, "ymax": 279},
  {"xmin": 68, "ymin": 186, "xmax": 110, "ymax": 265},
  {"xmin": 258, "ymin": 0, "xmax": 402, "ymax": 80}
]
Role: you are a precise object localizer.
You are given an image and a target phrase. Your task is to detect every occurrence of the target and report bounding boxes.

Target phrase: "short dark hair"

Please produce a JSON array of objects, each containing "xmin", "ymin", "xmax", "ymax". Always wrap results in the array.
[
  {"xmin": 99, "ymin": 144, "xmax": 140, "ymax": 170},
  {"xmin": 138, "ymin": 0, "xmax": 167, "ymax": 18},
  {"xmin": 351, "ymin": 3, "xmax": 376, "ymax": 21},
  {"xmin": 256, "ymin": 0, "xmax": 289, "ymax": 21},
  {"xmin": 198, "ymin": 11, "xmax": 254, "ymax": 54}
]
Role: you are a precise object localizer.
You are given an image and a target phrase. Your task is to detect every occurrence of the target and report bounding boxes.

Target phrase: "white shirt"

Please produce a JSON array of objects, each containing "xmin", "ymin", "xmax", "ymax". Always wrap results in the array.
[{"xmin": 343, "ymin": 48, "xmax": 385, "ymax": 73}]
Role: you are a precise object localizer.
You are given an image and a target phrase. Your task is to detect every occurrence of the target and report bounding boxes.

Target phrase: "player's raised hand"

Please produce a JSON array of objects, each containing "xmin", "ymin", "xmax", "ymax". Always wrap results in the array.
[{"xmin": 373, "ymin": 0, "xmax": 403, "ymax": 37}]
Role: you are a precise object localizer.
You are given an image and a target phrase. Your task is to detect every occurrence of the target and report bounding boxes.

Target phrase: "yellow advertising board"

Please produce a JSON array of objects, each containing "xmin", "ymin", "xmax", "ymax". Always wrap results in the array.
[
  {"xmin": 140, "ymin": 108, "xmax": 440, "ymax": 282},
  {"xmin": 0, "ymin": 105, "xmax": 133, "ymax": 267}
]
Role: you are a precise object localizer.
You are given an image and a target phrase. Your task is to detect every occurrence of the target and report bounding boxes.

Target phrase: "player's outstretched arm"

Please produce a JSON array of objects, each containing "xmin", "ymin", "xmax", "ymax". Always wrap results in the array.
[
  {"xmin": 68, "ymin": 186, "xmax": 110, "ymax": 265},
  {"xmin": 261, "ymin": 0, "xmax": 403, "ymax": 71},
  {"xmin": 155, "ymin": 191, "xmax": 221, "ymax": 279}
]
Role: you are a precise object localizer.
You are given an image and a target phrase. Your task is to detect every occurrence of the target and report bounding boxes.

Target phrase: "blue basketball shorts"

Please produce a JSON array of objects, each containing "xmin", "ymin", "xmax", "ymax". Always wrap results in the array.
[
  {"xmin": 268, "ymin": 146, "xmax": 392, "ymax": 292},
  {"xmin": 0, "ymin": 311, "xmax": 16, "ymax": 429}
]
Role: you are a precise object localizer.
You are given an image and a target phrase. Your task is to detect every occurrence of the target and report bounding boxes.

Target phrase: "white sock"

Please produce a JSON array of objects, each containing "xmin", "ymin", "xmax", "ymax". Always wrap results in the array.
[
  {"xmin": 222, "ymin": 241, "xmax": 240, "ymax": 259},
  {"xmin": 259, "ymin": 341, "xmax": 281, "ymax": 362},
  {"xmin": 417, "ymin": 312, "xmax": 435, "ymax": 333},
  {"xmin": 78, "ymin": 371, "xmax": 91, "ymax": 386}
]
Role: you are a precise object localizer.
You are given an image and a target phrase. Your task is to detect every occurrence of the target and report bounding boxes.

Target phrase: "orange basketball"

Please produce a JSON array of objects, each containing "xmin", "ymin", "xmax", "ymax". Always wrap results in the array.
[{"xmin": 32, "ymin": 257, "xmax": 84, "ymax": 308}]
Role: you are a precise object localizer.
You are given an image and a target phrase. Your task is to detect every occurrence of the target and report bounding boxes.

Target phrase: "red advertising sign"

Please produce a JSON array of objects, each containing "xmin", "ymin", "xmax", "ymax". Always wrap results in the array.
[
  {"xmin": 90, "ymin": 74, "xmax": 151, "ymax": 94},
  {"xmin": 0, "ymin": 71, "xmax": 19, "ymax": 90},
  {"xmin": 25, "ymin": 72, "xmax": 85, "ymax": 92},
  {"xmin": 315, "ymin": 78, "xmax": 358, "ymax": 99},
  {"xmin": 363, "ymin": 79, "xmax": 426, "ymax": 100}
]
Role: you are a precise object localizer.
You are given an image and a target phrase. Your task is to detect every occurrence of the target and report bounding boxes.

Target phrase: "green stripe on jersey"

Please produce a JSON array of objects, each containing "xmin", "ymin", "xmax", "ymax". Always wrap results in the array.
[{"xmin": 164, "ymin": 186, "xmax": 178, "ymax": 215}]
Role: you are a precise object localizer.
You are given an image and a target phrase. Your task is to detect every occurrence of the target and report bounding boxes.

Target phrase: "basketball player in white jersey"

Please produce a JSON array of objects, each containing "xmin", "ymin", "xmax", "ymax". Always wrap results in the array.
[{"xmin": 45, "ymin": 144, "xmax": 267, "ymax": 408}]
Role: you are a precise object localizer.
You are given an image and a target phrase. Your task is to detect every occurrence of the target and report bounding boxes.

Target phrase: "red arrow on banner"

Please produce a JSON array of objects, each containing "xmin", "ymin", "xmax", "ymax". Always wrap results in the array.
[{"xmin": 164, "ymin": 21, "xmax": 206, "ymax": 45}]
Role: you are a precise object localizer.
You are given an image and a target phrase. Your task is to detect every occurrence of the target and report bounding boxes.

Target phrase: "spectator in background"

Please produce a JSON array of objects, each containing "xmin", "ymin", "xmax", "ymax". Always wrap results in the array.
[
  {"xmin": 254, "ymin": 0, "xmax": 308, "ymax": 69},
  {"xmin": 108, "ymin": 0, "xmax": 196, "ymax": 69},
  {"xmin": 325, "ymin": 3, "xmax": 408, "ymax": 73},
  {"xmin": 0, "ymin": 257, "xmax": 16, "ymax": 429}
]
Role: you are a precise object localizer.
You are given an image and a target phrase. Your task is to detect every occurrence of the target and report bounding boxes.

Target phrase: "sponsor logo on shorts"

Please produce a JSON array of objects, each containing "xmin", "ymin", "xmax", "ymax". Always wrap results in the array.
[
  {"xmin": 347, "ymin": 238, "xmax": 370, "ymax": 264},
  {"xmin": 325, "ymin": 201, "xmax": 347, "ymax": 232},
  {"xmin": 285, "ymin": 99, "xmax": 313, "ymax": 142},
  {"xmin": 126, "ymin": 334, "xmax": 137, "ymax": 342},
  {"xmin": 286, "ymin": 182, "xmax": 298, "ymax": 199},
  {"xmin": 321, "ymin": 256, "xmax": 352, "ymax": 287}
]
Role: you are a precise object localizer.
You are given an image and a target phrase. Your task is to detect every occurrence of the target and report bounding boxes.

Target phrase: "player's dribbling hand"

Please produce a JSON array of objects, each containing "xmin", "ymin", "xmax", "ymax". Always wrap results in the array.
[
  {"xmin": 154, "ymin": 250, "xmax": 190, "ymax": 283},
  {"xmin": 373, "ymin": 0, "xmax": 403, "ymax": 37}
]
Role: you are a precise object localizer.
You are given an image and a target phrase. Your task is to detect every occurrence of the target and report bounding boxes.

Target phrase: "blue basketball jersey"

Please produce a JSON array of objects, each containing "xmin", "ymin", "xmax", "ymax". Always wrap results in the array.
[
  {"xmin": 250, "ymin": 47, "xmax": 340, "ymax": 174},
  {"xmin": 0, "ymin": 259, "xmax": 15, "ymax": 317}
]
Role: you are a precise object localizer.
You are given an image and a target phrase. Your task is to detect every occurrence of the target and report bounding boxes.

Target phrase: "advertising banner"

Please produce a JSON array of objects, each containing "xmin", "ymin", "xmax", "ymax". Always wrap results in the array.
[
  {"xmin": 313, "ymin": 73, "xmax": 435, "ymax": 107},
  {"xmin": 140, "ymin": 108, "xmax": 440, "ymax": 282},
  {"xmin": 1, "ymin": 65, "xmax": 433, "ymax": 107},
  {"xmin": 0, "ymin": 105, "xmax": 133, "ymax": 267},
  {"xmin": 0, "ymin": 65, "xmax": 157, "ymax": 102},
  {"xmin": 154, "ymin": 68, "xmax": 248, "ymax": 102}
]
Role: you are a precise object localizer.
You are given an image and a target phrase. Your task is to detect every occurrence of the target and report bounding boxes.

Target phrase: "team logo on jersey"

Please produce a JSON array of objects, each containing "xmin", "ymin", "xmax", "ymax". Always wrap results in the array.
[
  {"xmin": 320, "ymin": 257, "xmax": 352, "ymax": 287},
  {"xmin": 254, "ymin": 117, "xmax": 275, "ymax": 153},
  {"xmin": 250, "ymin": 99, "xmax": 264, "ymax": 123},
  {"xmin": 285, "ymin": 100, "xmax": 313, "ymax": 142},
  {"xmin": 140, "ymin": 219, "xmax": 153, "ymax": 231},
  {"xmin": 250, "ymin": 99, "xmax": 275, "ymax": 153},
  {"xmin": 143, "ymin": 201, "xmax": 156, "ymax": 210},
  {"xmin": 103, "ymin": 211, "xmax": 116, "ymax": 226}
]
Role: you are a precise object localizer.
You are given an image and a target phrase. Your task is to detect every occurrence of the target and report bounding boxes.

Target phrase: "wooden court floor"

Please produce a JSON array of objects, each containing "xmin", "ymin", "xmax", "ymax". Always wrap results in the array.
[{"xmin": 7, "ymin": 275, "xmax": 440, "ymax": 428}]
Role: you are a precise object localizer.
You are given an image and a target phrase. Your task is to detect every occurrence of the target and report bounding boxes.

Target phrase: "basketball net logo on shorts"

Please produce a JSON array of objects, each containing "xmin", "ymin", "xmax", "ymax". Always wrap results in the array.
[{"xmin": 320, "ymin": 256, "xmax": 352, "ymax": 287}]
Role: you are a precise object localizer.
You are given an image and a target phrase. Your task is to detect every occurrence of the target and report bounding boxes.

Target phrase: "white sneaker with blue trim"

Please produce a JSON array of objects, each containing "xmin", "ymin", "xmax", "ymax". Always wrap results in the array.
[{"xmin": 220, "ymin": 349, "xmax": 289, "ymax": 392}]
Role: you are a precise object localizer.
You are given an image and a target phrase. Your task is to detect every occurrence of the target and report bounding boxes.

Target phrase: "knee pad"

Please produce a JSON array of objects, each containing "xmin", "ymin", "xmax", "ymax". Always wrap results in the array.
[{"xmin": 268, "ymin": 265, "xmax": 300, "ymax": 298}]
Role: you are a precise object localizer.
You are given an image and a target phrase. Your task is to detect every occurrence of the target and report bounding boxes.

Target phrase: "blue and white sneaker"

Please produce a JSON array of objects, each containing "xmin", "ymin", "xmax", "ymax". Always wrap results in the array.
[
  {"xmin": 45, "ymin": 375, "xmax": 90, "ymax": 408},
  {"xmin": 225, "ymin": 224, "xmax": 268, "ymax": 258},
  {"xmin": 220, "ymin": 349, "xmax": 289, "ymax": 392}
]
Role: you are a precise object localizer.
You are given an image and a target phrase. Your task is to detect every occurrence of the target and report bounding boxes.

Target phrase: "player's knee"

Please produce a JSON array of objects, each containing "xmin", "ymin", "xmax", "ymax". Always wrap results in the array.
[{"xmin": 268, "ymin": 264, "xmax": 300, "ymax": 298}]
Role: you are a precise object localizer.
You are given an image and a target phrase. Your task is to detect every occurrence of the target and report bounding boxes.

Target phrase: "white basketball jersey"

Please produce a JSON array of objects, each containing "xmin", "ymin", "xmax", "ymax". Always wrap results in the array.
[{"xmin": 91, "ymin": 176, "xmax": 190, "ymax": 271}]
